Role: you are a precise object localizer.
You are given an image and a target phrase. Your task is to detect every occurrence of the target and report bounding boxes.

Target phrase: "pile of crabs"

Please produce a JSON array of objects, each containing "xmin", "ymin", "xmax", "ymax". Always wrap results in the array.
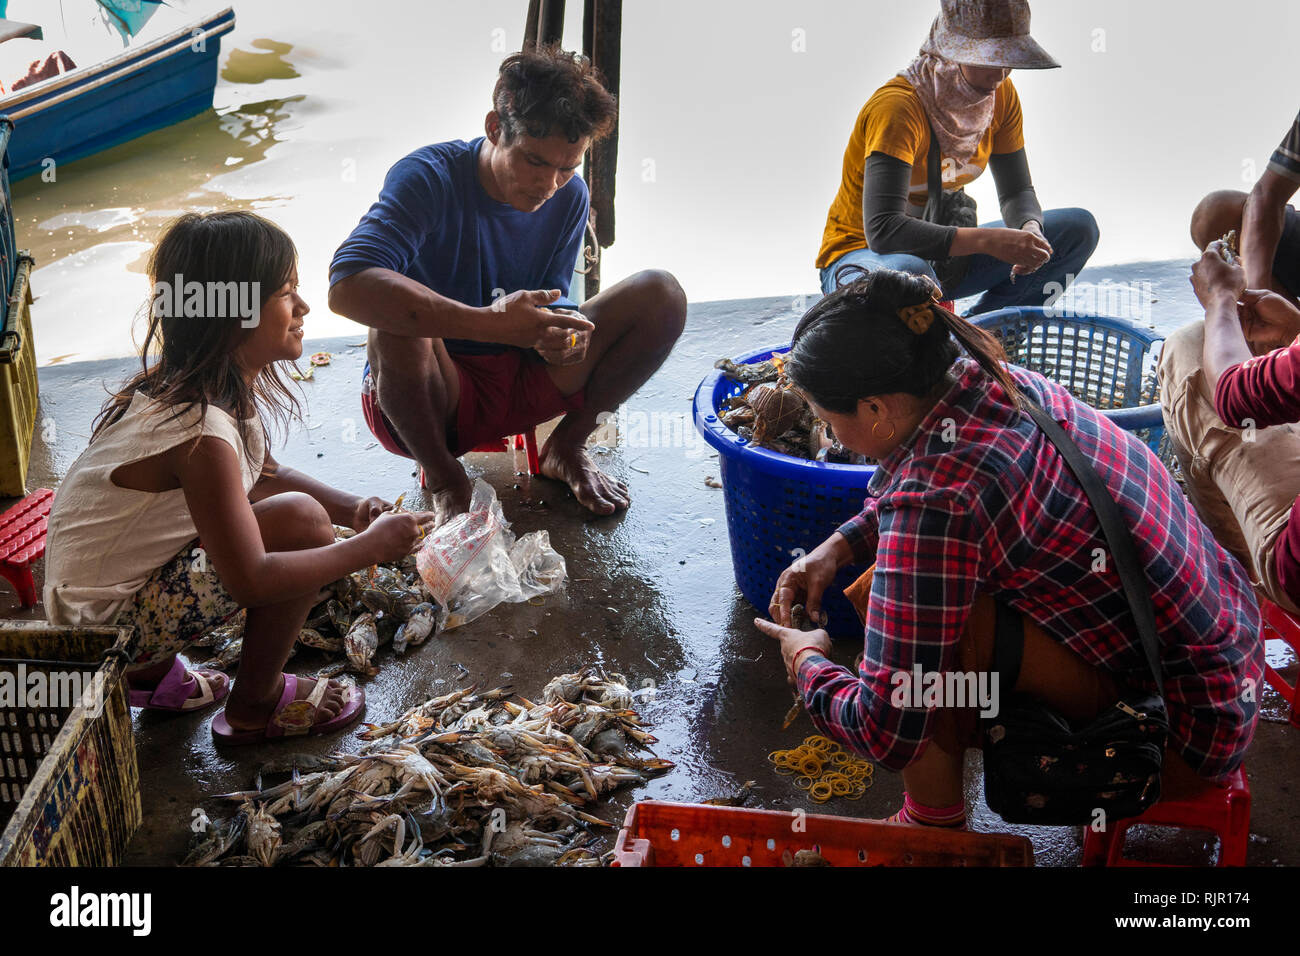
[
  {"xmin": 184, "ymin": 667, "xmax": 672, "ymax": 867},
  {"xmin": 191, "ymin": 528, "xmax": 436, "ymax": 679},
  {"xmin": 714, "ymin": 354, "xmax": 870, "ymax": 464}
]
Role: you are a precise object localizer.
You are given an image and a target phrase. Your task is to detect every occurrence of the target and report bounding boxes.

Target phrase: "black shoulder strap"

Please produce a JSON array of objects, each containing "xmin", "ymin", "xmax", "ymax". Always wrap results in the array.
[
  {"xmin": 923, "ymin": 122, "xmax": 942, "ymax": 225},
  {"xmin": 1022, "ymin": 399, "xmax": 1165, "ymax": 695},
  {"xmin": 993, "ymin": 602, "xmax": 1024, "ymax": 691}
]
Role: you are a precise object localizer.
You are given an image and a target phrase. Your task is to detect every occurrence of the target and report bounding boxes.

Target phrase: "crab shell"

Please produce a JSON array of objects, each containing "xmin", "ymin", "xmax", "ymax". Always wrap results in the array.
[{"xmin": 746, "ymin": 382, "xmax": 806, "ymax": 438}]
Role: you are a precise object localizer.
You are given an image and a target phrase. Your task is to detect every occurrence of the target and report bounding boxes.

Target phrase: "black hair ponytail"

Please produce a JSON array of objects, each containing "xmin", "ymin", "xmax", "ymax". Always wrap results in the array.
[{"xmin": 786, "ymin": 265, "xmax": 1020, "ymax": 413}]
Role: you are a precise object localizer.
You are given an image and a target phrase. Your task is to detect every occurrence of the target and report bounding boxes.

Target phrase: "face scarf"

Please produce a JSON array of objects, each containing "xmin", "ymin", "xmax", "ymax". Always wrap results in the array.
[{"xmin": 900, "ymin": 19, "xmax": 1001, "ymax": 167}]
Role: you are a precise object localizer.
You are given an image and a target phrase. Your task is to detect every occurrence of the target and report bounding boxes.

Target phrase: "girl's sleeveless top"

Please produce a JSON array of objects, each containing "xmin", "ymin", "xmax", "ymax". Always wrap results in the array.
[{"xmin": 43, "ymin": 392, "xmax": 265, "ymax": 625}]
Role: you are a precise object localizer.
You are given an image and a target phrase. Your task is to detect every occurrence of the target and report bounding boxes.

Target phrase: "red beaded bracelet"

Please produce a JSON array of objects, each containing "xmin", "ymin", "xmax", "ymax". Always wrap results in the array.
[{"xmin": 790, "ymin": 645, "xmax": 826, "ymax": 670}]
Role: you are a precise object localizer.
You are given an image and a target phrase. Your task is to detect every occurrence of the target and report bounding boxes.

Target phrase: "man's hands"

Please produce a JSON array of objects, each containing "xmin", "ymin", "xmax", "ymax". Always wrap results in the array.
[
  {"xmin": 981, "ymin": 224, "xmax": 1053, "ymax": 275},
  {"xmin": 490, "ymin": 289, "xmax": 594, "ymax": 352},
  {"xmin": 1239, "ymin": 289, "xmax": 1300, "ymax": 350},
  {"xmin": 535, "ymin": 310, "xmax": 592, "ymax": 366},
  {"xmin": 1191, "ymin": 242, "xmax": 1247, "ymax": 310}
]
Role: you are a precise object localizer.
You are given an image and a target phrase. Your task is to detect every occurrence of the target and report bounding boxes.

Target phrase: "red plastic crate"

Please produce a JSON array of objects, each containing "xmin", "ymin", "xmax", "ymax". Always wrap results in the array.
[
  {"xmin": 611, "ymin": 801, "xmax": 1034, "ymax": 867},
  {"xmin": 1261, "ymin": 599, "xmax": 1300, "ymax": 728},
  {"xmin": 0, "ymin": 488, "xmax": 52, "ymax": 606}
]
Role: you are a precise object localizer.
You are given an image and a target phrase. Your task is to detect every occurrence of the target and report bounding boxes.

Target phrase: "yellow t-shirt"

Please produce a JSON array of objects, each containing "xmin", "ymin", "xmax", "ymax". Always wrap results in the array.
[{"xmin": 816, "ymin": 76, "xmax": 1026, "ymax": 269}]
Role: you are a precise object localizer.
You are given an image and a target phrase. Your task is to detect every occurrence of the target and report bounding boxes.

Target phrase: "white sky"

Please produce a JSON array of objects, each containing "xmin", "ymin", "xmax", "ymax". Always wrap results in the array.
[{"xmin": 18, "ymin": 0, "xmax": 1300, "ymax": 360}]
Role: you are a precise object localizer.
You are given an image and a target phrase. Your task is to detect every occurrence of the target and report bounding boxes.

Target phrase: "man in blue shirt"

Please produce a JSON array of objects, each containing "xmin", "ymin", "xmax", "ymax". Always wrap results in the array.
[{"xmin": 329, "ymin": 46, "xmax": 686, "ymax": 519}]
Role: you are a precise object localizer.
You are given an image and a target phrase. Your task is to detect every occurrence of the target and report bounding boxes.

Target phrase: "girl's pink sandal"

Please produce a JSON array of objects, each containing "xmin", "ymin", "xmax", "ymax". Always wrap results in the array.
[
  {"xmin": 211, "ymin": 674, "xmax": 365, "ymax": 745},
  {"xmin": 128, "ymin": 656, "xmax": 230, "ymax": 712}
]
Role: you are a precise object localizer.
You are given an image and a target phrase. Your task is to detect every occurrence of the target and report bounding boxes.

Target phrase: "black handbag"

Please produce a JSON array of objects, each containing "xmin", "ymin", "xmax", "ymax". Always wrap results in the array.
[
  {"xmin": 922, "ymin": 123, "xmax": 979, "ymax": 291},
  {"xmin": 980, "ymin": 399, "xmax": 1169, "ymax": 826}
]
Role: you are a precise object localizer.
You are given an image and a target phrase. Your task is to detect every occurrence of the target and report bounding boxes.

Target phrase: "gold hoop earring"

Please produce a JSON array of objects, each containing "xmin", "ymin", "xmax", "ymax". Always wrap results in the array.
[{"xmin": 872, "ymin": 421, "xmax": 896, "ymax": 441}]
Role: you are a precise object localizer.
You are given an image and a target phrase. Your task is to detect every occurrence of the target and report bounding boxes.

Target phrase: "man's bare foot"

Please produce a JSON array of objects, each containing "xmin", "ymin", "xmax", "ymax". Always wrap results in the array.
[
  {"xmin": 539, "ymin": 442, "xmax": 630, "ymax": 515},
  {"xmin": 222, "ymin": 675, "xmax": 350, "ymax": 732}
]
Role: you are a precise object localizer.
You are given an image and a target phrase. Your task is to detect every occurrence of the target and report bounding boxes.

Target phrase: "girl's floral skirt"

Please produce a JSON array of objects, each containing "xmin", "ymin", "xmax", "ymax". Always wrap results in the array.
[{"xmin": 116, "ymin": 539, "xmax": 241, "ymax": 670}]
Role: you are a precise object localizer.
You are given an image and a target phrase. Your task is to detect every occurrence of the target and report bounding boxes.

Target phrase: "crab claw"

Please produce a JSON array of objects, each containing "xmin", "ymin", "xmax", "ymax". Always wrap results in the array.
[{"xmin": 632, "ymin": 757, "xmax": 677, "ymax": 772}]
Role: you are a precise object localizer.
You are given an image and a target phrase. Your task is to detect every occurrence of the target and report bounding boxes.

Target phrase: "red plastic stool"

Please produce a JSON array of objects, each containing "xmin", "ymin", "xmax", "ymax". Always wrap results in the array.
[
  {"xmin": 1260, "ymin": 599, "xmax": 1300, "ymax": 728},
  {"xmin": 0, "ymin": 488, "xmax": 53, "ymax": 607},
  {"xmin": 418, "ymin": 429, "xmax": 541, "ymax": 488},
  {"xmin": 1080, "ymin": 765, "xmax": 1250, "ymax": 867}
]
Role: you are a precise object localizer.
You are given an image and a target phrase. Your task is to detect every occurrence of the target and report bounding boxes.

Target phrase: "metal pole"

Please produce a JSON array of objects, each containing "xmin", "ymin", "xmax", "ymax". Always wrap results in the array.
[
  {"xmin": 538, "ymin": 0, "xmax": 566, "ymax": 45},
  {"xmin": 582, "ymin": 0, "xmax": 621, "ymax": 296},
  {"xmin": 523, "ymin": 0, "xmax": 540, "ymax": 50}
]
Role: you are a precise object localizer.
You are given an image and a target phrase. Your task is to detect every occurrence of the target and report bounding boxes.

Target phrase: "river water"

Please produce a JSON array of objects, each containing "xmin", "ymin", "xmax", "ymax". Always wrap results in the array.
[{"xmin": 12, "ymin": 0, "xmax": 1300, "ymax": 365}]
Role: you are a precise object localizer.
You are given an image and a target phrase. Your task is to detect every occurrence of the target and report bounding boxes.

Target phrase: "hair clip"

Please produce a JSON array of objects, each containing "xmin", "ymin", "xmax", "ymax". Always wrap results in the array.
[{"xmin": 897, "ymin": 302, "xmax": 935, "ymax": 335}]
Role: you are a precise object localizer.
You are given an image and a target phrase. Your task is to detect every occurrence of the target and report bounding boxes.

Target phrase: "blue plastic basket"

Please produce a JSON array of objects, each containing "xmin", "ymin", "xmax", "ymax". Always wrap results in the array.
[
  {"xmin": 970, "ymin": 307, "xmax": 1174, "ymax": 469},
  {"xmin": 693, "ymin": 345, "xmax": 876, "ymax": 637},
  {"xmin": 695, "ymin": 313, "xmax": 1174, "ymax": 638}
]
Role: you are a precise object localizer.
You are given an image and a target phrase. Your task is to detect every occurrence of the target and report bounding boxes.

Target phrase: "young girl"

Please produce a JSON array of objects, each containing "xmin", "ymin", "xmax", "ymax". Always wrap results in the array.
[
  {"xmin": 757, "ymin": 266, "xmax": 1262, "ymax": 828},
  {"xmin": 43, "ymin": 211, "xmax": 432, "ymax": 744}
]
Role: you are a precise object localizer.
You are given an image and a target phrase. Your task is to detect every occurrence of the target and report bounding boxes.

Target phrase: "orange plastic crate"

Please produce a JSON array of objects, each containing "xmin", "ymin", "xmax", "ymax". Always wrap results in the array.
[{"xmin": 611, "ymin": 801, "xmax": 1034, "ymax": 867}]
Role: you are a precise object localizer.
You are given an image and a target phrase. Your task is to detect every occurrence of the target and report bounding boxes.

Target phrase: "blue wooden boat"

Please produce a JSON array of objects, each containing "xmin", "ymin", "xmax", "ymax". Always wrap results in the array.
[{"xmin": 0, "ymin": 3, "xmax": 234, "ymax": 181}]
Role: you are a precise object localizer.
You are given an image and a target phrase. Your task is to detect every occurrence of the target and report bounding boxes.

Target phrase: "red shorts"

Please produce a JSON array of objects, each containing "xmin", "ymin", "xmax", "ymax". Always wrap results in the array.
[{"xmin": 360, "ymin": 349, "xmax": 584, "ymax": 458}]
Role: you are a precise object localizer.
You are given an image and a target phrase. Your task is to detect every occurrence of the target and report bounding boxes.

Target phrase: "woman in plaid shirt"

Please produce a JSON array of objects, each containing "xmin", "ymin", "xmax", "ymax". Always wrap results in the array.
[{"xmin": 755, "ymin": 267, "xmax": 1262, "ymax": 829}]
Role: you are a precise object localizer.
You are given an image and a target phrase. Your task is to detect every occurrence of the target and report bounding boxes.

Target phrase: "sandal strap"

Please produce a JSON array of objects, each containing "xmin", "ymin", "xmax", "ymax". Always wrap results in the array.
[
  {"xmin": 129, "ymin": 656, "xmax": 195, "ymax": 709},
  {"xmin": 267, "ymin": 675, "xmax": 334, "ymax": 738},
  {"xmin": 186, "ymin": 670, "xmax": 222, "ymax": 710},
  {"xmin": 305, "ymin": 675, "xmax": 330, "ymax": 710}
]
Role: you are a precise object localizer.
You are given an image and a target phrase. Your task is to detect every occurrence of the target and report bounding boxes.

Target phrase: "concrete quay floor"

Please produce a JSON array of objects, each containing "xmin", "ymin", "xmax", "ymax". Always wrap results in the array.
[{"xmin": 6, "ymin": 273, "xmax": 1299, "ymax": 865}]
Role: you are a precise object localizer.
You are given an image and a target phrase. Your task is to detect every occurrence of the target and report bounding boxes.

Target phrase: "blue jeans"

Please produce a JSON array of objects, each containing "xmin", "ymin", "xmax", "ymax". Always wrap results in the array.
[{"xmin": 818, "ymin": 207, "xmax": 1100, "ymax": 315}]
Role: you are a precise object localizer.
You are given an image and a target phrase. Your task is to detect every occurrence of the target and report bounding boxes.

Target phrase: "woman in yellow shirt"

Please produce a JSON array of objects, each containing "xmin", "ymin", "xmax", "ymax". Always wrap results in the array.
[{"xmin": 817, "ymin": 0, "xmax": 1098, "ymax": 315}]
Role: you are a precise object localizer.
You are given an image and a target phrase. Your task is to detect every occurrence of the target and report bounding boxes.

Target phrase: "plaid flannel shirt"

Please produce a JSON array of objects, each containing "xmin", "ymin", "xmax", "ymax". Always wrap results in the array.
[{"xmin": 797, "ymin": 359, "xmax": 1262, "ymax": 780}]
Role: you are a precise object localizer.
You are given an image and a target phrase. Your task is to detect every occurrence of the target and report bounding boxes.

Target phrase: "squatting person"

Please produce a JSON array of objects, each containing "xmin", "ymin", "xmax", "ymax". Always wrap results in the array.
[
  {"xmin": 755, "ymin": 267, "xmax": 1261, "ymax": 829},
  {"xmin": 1160, "ymin": 242, "xmax": 1300, "ymax": 616},
  {"xmin": 1188, "ymin": 104, "xmax": 1300, "ymax": 304},
  {"xmin": 43, "ymin": 212, "xmax": 434, "ymax": 742},
  {"xmin": 815, "ymin": 0, "xmax": 1098, "ymax": 313},
  {"xmin": 329, "ymin": 45, "xmax": 687, "ymax": 520}
]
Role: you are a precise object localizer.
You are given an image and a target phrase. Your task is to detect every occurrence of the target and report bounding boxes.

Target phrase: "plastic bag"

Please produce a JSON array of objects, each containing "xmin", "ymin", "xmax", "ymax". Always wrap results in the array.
[{"xmin": 416, "ymin": 479, "xmax": 567, "ymax": 630}]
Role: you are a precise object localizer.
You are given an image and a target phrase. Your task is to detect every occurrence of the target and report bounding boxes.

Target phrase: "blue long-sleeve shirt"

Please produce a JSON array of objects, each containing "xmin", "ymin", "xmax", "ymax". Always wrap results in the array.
[{"xmin": 329, "ymin": 137, "xmax": 588, "ymax": 355}]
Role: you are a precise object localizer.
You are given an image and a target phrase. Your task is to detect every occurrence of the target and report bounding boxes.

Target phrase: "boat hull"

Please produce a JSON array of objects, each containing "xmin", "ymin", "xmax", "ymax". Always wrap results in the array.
[{"xmin": 0, "ymin": 7, "xmax": 235, "ymax": 180}]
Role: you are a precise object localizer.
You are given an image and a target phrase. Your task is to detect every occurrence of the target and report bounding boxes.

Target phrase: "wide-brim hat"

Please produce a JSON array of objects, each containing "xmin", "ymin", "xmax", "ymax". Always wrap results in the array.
[{"xmin": 929, "ymin": 0, "xmax": 1059, "ymax": 70}]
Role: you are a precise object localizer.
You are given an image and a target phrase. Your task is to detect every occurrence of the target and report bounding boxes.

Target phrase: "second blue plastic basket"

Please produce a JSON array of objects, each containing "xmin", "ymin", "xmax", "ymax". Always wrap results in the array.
[{"xmin": 970, "ymin": 307, "xmax": 1171, "ymax": 465}]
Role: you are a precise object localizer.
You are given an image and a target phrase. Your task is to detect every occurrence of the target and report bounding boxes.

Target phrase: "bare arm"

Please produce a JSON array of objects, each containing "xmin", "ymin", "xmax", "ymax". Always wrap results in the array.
[
  {"xmin": 176, "ymin": 437, "xmax": 415, "ymax": 607},
  {"xmin": 328, "ymin": 268, "xmax": 593, "ymax": 350},
  {"xmin": 1202, "ymin": 290, "xmax": 1252, "ymax": 390},
  {"xmin": 327, "ymin": 267, "xmax": 483, "ymax": 340},
  {"xmin": 1240, "ymin": 168, "xmax": 1298, "ymax": 294},
  {"xmin": 1192, "ymin": 245, "xmax": 1252, "ymax": 390},
  {"xmin": 248, "ymin": 449, "xmax": 369, "ymax": 528}
]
